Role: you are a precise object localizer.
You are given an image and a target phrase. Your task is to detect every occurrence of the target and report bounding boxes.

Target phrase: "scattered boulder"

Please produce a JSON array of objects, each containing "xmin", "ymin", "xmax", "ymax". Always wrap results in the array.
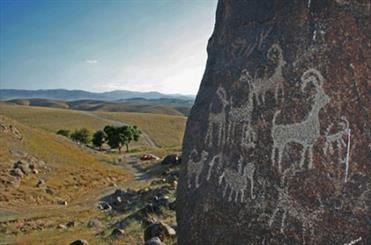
[
  {"xmin": 110, "ymin": 228, "xmax": 125, "ymax": 238},
  {"xmin": 97, "ymin": 201, "xmax": 111, "ymax": 211},
  {"xmin": 144, "ymin": 237, "xmax": 165, "ymax": 245},
  {"xmin": 9, "ymin": 168, "xmax": 23, "ymax": 178},
  {"xmin": 36, "ymin": 179, "xmax": 45, "ymax": 188},
  {"xmin": 45, "ymin": 187, "xmax": 55, "ymax": 195},
  {"xmin": 66, "ymin": 221, "xmax": 76, "ymax": 228},
  {"xmin": 57, "ymin": 224, "xmax": 67, "ymax": 229},
  {"xmin": 144, "ymin": 222, "xmax": 176, "ymax": 242},
  {"xmin": 69, "ymin": 240, "xmax": 89, "ymax": 245},
  {"xmin": 161, "ymin": 154, "xmax": 180, "ymax": 165},
  {"xmin": 87, "ymin": 219, "xmax": 102, "ymax": 228},
  {"xmin": 56, "ymin": 198, "xmax": 68, "ymax": 206},
  {"xmin": 141, "ymin": 154, "xmax": 160, "ymax": 161}
]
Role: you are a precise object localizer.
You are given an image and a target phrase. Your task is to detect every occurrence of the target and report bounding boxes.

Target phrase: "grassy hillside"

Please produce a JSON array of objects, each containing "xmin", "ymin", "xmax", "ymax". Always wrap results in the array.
[
  {"xmin": 0, "ymin": 115, "xmax": 131, "ymax": 208},
  {"xmin": 0, "ymin": 103, "xmax": 187, "ymax": 149},
  {"xmin": 96, "ymin": 111, "xmax": 187, "ymax": 148}
]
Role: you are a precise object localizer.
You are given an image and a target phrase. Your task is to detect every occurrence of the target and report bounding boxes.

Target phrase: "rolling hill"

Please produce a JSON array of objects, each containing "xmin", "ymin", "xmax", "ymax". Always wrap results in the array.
[
  {"xmin": 5, "ymin": 98, "xmax": 193, "ymax": 116},
  {"xmin": 0, "ymin": 102, "xmax": 187, "ymax": 149}
]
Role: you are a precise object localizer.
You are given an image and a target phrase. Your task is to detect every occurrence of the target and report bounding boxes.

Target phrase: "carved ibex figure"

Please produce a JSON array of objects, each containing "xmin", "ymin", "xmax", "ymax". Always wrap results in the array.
[
  {"xmin": 271, "ymin": 68, "xmax": 331, "ymax": 172},
  {"xmin": 205, "ymin": 87, "xmax": 229, "ymax": 147},
  {"xmin": 323, "ymin": 116, "xmax": 349, "ymax": 155},
  {"xmin": 251, "ymin": 44, "xmax": 286, "ymax": 105},
  {"xmin": 218, "ymin": 159, "xmax": 255, "ymax": 202},
  {"xmin": 187, "ymin": 150, "xmax": 209, "ymax": 188}
]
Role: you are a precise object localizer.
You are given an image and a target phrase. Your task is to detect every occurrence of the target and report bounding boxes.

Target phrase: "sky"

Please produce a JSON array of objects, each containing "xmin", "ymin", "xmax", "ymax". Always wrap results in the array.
[{"xmin": 0, "ymin": 0, "xmax": 218, "ymax": 95}]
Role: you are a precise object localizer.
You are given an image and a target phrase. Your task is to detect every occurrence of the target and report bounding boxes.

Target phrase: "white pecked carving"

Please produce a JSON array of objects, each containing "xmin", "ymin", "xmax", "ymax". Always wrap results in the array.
[
  {"xmin": 271, "ymin": 68, "xmax": 331, "ymax": 172},
  {"xmin": 218, "ymin": 158, "xmax": 255, "ymax": 202},
  {"xmin": 187, "ymin": 150, "xmax": 209, "ymax": 189},
  {"xmin": 205, "ymin": 87, "xmax": 229, "ymax": 147},
  {"xmin": 251, "ymin": 44, "xmax": 286, "ymax": 105}
]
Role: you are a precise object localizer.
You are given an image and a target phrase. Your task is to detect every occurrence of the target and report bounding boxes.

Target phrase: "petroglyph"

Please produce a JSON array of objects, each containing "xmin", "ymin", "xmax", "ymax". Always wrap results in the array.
[
  {"xmin": 227, "ymin": 72, "xmax": 256, "ymax": 148},
  {"xmin": 269, "ymin": 171, "xmax": 325, "ymax": 236},
  {"xmin": 344, "ymin": 237, "xmax": 362, "ymax": 245},
  {"xmin": 271, "ymin": 68, "xmax": 331, "ymax": 172},
  {"xmin": 232, "ymin": 38, "xmax": 257, "ymax": 58},
  {"xmin": 324, "ymin": 116, "xmax": 352, "ymax": 181},
  {"xmin": 218, "ymin": 158, "xmax": 255, "ymax": 202},
  {"xmin": 187, "ymin": 150, "xmax": 209, "ymax": 189},
  {"xmin": 205, "ymin": 86, "xmax": 229, "ymax": 147},
  {"xmin": 207, "ymin": 153, "xmax": 222, "ymax": 181},
  {"xmin": 251, "ymin": 44, "xmax": 286, "ymax": 105}
]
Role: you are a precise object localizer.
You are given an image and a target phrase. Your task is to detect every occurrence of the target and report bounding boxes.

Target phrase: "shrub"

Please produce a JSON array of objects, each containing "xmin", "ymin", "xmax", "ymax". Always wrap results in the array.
[{"xmin": 56, "ymin": 129, "xmax": 70, "ymax": 137}]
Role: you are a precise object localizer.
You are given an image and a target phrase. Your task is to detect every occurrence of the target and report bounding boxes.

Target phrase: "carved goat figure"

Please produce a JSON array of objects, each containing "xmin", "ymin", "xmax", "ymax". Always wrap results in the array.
[
  {"xmin": 187, "ymin": 150, "xmax": 209, "ymax": 188},
  {"xmin": 205, "ymin": 87, "xmax": 229, "ymax": 147},
  {"xmin": 227, "ymin": 70, "xmax": 256, "ymax": 148},
  {"xmin": 271, "ymin": 68, "xmax": 331, "ymax": 172},
  {"xmin": 250, "ymin": 44, "xmax": 286, "ymax": 105},
  {"xmin": 218, "ymin": 159, "xmax": 255, "ymax": 202}
]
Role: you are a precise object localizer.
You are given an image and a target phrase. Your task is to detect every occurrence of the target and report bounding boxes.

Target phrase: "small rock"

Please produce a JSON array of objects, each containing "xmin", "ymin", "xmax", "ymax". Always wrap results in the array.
[
  {"xmin": 144, "ymin": 237, "xmax": 165, "ymax": 245},
  {"xmin": 57, "ymin": 224, "xmax": 67, "ymax": 229},
  {"xmin": 98, "ymin": 201, "xmax": 111, "ymax": 211},
  {"xmin": 66, "ymin": 221, "xmax": 76, "ymax": 228},
  {"xmin": 111, "ymin": 228, "xmax": 125, "ymax": 238},
  {"xmin": 45, "ymin": 187, "xmax": 54, "ymax": 195},
  {"xmin": 32, "ymin": 169, "xmax": 39, "ymax": 174},
  {"xmin": 144, "ymin": 222, "xmax": 176, "ymax": 241},
  {"xmin": 87, "ymin": 219, "xmax": 102, "ymax": 228},
  {"xmin": 9, "ymin": 168, "xmax": 24, "ymax": 178},
  {"xmin": 36, "ymin": 179, "xmax": 45, "ymax": 188},
  {"xmin": 56, "ymin": 198, "xmax": 68, "ymax": 206},
  {"xmin": 161, "ymin": 154, "xmax": 180, "ymax": 165},
  {"xmin": 69, "ymin": 240, "xmax": 89, "ymax": 245}
]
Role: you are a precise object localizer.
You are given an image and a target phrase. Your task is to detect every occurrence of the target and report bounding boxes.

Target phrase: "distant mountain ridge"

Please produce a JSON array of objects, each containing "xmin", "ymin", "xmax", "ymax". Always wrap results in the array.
[{"xmin": 0, "ymin": 89, "xmax": 195, "ymax": 101}]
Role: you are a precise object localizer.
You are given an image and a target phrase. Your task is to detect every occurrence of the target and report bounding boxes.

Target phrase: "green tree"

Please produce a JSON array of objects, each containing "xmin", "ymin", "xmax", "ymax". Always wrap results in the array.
[
  {"xmin": 56, "ymin": 129, "xmax": 70, "ymax": 137},
  {"xmin": 92, "ymin": 130, "xmax": 106, "ymax": 150},
  {"xmin": 125, "ymin": 125, "xmax": 142, "ymax": 152},
  {"xmin": 103, "ymin": 125, "xmax": 141, "ymax": 153},
  {"xmin": 70, "ymin": 128, "xmax": 92, "ymax": 144}
]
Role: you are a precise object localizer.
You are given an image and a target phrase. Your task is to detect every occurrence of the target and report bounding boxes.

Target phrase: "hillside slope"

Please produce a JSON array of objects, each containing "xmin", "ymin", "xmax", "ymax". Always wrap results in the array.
[
  {"xmin": 0, "ymin": 103, "xmax": 187, "ymax": 149},
  {"xmin": 0, "ymin": 115, "xmax": 131, "ymax": 208}
]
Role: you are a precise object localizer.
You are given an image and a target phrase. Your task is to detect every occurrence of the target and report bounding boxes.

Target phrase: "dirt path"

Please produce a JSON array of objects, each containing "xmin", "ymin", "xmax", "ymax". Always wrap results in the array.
[{"xmin": 81, "ymin": 111, "xmax": 158, "ymax": 148}]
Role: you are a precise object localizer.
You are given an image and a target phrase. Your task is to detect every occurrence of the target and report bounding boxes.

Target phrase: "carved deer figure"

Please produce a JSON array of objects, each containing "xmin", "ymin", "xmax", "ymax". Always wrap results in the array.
[
  {"xmin": 187, "ymin": 150, "xmax": 209, "ymax": 189},
  {"xmin": 271, "ymin": 68, "xmax": 331, "ymax": 172},
  {"xmin": 205, "ymin": 86, "xmax": 229, "ymax": 147},
  {"xmin": 251, "ymin": 44, "xmax": 286, "ymax": 105},
  {"xmin": 218, "ymin": 159, "xmax": 255, "ymax": 202}
]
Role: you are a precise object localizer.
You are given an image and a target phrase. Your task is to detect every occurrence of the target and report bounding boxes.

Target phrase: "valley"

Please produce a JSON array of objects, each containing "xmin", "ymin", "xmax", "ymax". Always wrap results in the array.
[{"xmin": 0, "ymin": 103, "xmax": 186, "ymax": 244}]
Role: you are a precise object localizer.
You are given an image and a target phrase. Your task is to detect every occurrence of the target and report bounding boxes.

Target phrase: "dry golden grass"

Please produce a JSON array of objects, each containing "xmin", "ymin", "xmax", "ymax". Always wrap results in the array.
[
  {"xmin": 0, "ymin": 103, "xmax": 187, "ymax": 149},
  {"xmin": 96, "ymin": 111, "xmax": 186, "ymax": 148}
]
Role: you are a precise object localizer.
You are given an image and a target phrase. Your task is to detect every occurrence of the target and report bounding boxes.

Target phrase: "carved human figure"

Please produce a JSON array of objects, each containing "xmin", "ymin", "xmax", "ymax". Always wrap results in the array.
[{"xmin": 271, "ymin": 68, "xmax": 331, "ymax": 172}]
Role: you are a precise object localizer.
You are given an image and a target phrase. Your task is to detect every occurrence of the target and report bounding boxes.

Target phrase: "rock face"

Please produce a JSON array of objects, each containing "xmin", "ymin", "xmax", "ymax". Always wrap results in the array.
[{"xmin": 177, "ymin": 0, "xmax": 370, "ymax": 244}]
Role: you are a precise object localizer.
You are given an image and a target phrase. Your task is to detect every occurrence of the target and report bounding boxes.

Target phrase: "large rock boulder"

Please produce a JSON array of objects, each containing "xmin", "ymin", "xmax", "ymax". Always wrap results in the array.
[{"xmin": 177, "ymin": 0, "xmax": 370, "ymax": 244}]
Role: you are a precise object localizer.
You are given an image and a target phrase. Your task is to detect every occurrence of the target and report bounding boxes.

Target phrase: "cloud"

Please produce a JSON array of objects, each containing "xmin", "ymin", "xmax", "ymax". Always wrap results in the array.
[{"xmin": 85, "ymin": 59, "xmax": 98, "ymax": 64}]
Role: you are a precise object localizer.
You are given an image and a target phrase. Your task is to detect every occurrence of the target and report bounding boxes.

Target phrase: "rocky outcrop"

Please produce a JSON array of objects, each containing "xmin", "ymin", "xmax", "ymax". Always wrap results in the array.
[{"xmin": 177, "ymin": 0, "xmax": 370, "ymax": 244}]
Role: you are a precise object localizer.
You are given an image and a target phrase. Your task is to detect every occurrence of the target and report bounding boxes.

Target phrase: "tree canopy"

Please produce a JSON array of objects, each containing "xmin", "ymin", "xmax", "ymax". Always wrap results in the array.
[{"xmin": 103, "ymin": 125, "xmax": 141, "ymax": 153}]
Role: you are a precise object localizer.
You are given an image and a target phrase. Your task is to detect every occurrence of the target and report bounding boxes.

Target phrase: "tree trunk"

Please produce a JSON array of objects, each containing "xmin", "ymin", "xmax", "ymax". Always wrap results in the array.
[{"xmin": 125, "ymin": 144, "xmax": 129, "ymax": 152}]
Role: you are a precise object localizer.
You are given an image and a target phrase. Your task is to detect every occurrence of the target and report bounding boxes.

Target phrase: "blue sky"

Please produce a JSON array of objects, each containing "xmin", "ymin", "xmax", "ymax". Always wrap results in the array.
[{"xmin": 0, "ymin": 0, "xmax": 217, "ymax": 95}]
